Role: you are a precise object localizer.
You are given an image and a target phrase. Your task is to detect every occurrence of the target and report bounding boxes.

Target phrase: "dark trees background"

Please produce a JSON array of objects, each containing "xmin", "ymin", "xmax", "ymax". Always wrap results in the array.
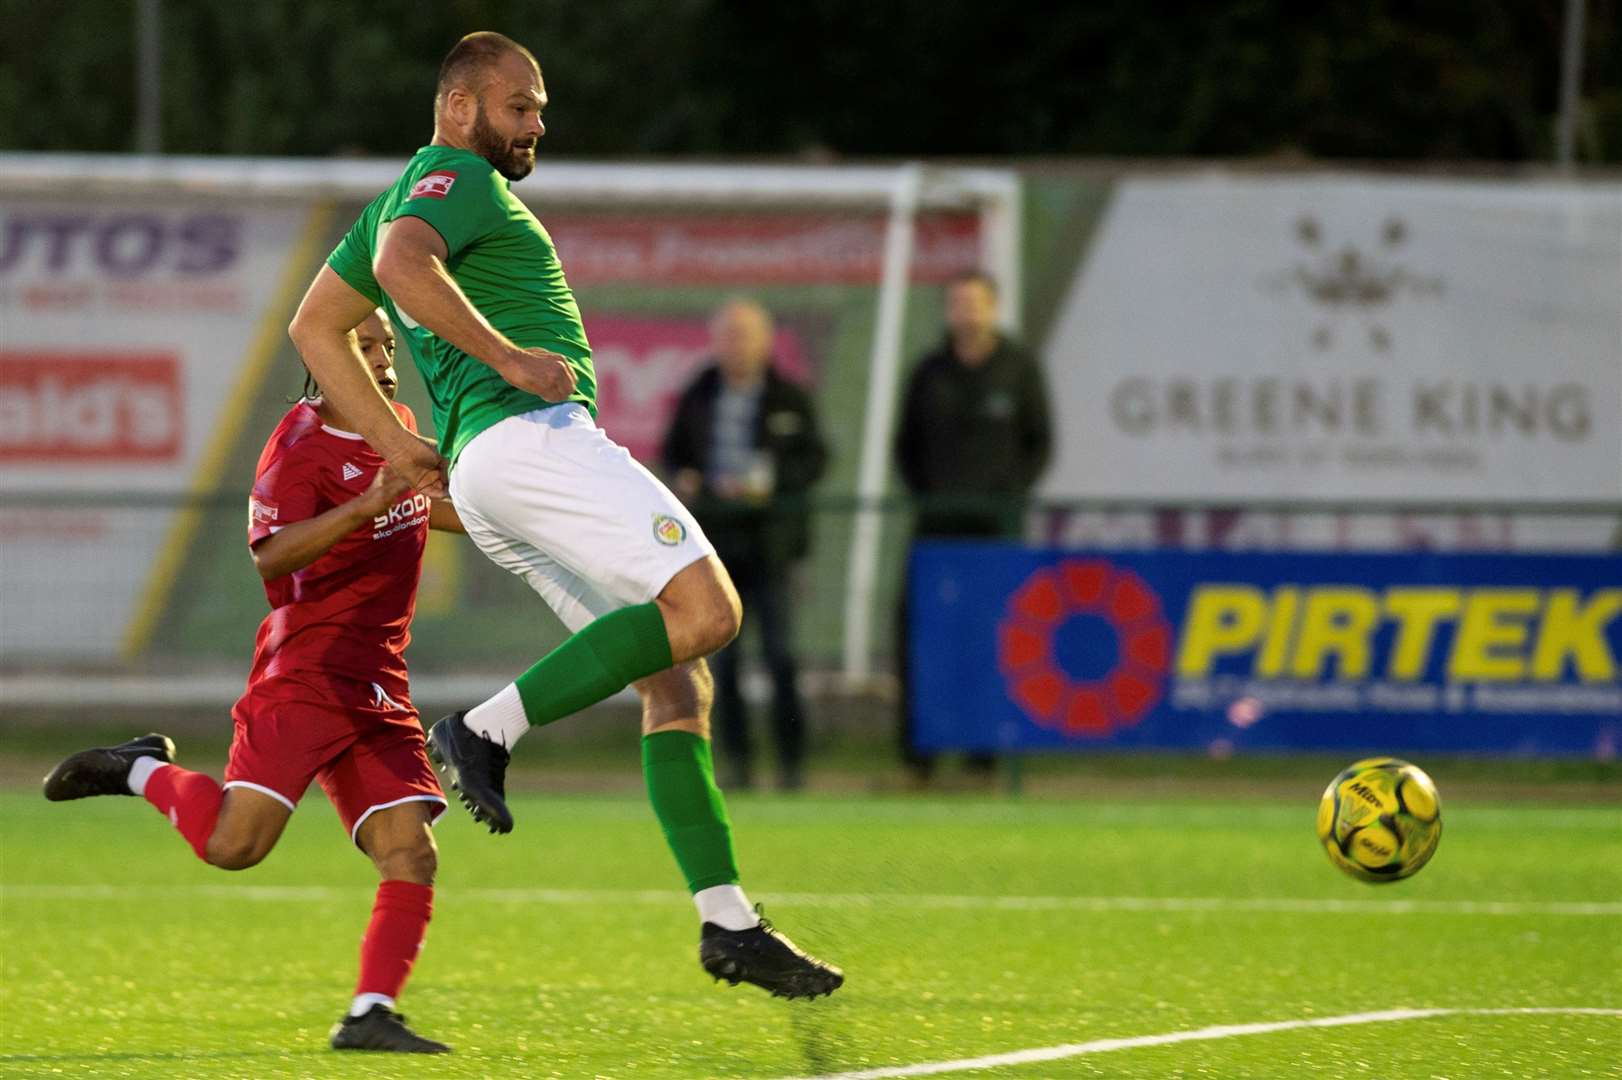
[{"xmin": 1, "ymin": 0, "xmax": 1616, "ymax": 161}]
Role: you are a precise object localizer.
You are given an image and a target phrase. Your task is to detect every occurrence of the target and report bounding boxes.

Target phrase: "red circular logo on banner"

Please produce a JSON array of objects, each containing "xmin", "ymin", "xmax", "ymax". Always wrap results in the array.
[{"xmin": 996, "ymin": 559, "xmax": 1172, "ymax": 737}]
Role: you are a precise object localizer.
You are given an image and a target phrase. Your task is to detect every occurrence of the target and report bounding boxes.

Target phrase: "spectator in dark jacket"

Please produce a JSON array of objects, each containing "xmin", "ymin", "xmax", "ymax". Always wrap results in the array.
[
  {"xmin": 664, "ymin": 298, "xmax": 829, "ymax": 790},
  {"xmin": 894, "ymin": 271, "xmax": 1053, "ymax": 781}
]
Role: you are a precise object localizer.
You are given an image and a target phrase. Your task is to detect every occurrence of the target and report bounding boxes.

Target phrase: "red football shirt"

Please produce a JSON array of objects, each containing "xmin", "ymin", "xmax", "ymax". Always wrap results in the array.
[{"xmin": 244, "ymin": 400, "xmax": 429, "ymax": 700}]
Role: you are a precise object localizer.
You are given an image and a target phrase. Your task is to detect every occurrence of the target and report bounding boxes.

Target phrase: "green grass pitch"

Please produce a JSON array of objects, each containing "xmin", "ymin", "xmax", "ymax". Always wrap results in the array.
[{"xmin": 1, "ymin": 788, "xmax": 1618, "ymax": 1077}]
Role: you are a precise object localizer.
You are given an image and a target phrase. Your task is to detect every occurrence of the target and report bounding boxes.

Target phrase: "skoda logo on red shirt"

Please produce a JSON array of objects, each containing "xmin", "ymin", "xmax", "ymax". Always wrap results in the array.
[{"xmin": 996, "ymin": 559, "xmax": 1171, "ymax": 737}]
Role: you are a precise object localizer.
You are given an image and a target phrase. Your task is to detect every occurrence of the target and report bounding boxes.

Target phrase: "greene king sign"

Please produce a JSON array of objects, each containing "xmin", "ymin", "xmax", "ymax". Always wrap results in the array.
[
  {"xmin": 1106, "ymin": 377, "xmax": 1594, "ymax": 442},
  {"xmin": 1041, "ymin": 175, "xmax": 1622, "ymax": 503}
]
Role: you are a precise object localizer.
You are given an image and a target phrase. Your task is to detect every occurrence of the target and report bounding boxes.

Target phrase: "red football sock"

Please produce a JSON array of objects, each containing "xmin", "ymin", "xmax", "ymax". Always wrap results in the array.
[
  {"xmin": 142, "ymin": 765, "xmax": 223, "ymax": 862},
  {"xmin": 355, "ymin": 880, "xmax": 434, "ymax": 1001}
]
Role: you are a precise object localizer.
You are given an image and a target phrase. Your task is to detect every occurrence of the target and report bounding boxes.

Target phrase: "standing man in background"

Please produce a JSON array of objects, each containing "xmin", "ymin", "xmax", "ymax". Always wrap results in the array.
[
  {"xmin": 663, "ymin": 298, "xmax": 828, "ymax": 791},
  {"xmin": 893, "ymin": 271, "xmax": 1053, "ymax": 783}
]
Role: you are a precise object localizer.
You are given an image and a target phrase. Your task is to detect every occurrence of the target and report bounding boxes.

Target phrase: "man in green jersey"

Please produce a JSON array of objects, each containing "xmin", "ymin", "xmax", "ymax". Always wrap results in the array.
[{"xmin": 288, "ymin": 31, "xmax": 842, "ymax": 1001}]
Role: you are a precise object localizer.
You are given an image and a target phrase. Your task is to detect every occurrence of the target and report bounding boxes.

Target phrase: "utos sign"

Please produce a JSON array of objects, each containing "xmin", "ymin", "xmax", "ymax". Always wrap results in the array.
[
  {"xmin": 0, "ymin": 353, "xmax": 182, "ymax": 462},
  {"xmin": 0, "ymin": 213, "xmax": 240, "ymax": 277}
]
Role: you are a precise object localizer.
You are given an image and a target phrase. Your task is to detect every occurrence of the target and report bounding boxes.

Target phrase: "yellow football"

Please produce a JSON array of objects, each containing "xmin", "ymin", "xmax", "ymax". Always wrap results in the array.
[{"xmin": 1316, "ymin": 757, "xmax": 1442, "ymax": 883}]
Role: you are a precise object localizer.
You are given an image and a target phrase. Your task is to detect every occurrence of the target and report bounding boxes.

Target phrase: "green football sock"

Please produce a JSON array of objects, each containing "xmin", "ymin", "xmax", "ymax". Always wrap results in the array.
[
  {"xmin": 513, "ymin": 602, "xmax": 673, "ymax": 728},
  {"xmin": 642, "ymin": 730, "xmax": 740, "ymax": 893}
]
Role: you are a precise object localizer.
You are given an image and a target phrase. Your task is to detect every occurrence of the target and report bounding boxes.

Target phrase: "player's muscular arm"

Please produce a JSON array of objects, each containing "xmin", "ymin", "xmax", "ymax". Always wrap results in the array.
[
  {"xmin": 373, "ymin": 217, "xmax": 578, "ymax": 401},
  {"xmin": 288, "ymin": 269, "xmax": 447, "ymax": 497},
  {"xmin": 251, "ymin": 469, "xmax": 411, "ymax": 581}
]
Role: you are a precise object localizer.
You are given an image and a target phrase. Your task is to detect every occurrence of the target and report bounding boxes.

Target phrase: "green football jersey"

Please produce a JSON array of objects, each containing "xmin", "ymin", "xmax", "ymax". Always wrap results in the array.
[{"xmin": 327, "ymin": 145, "xmax": 596, "ymax": 463}]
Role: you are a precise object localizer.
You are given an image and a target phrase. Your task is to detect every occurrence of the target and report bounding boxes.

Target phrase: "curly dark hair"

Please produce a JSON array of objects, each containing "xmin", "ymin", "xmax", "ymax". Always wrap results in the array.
[{"xmin": 289, "ymin": 365, "xmax": 319, "ymax": 404}]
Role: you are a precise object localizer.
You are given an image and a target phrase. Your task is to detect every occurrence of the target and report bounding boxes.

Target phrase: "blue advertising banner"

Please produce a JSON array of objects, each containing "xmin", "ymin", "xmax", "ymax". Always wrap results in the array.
[{"xmin": 909, "ymin": 544, "xmax": 1622, "ymax": 757}]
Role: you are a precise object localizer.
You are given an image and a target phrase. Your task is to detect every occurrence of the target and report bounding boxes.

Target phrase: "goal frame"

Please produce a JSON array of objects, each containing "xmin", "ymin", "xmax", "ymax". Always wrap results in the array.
[{"xmin": 0, "ymin": 152, "xmax": 1024, "ymax": 682}]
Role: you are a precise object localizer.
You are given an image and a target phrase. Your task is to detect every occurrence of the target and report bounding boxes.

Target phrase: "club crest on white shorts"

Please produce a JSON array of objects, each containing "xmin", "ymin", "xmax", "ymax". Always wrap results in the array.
[{"xmin": 652, "ymin": 513, "xmax": 688, "ymax": 546}]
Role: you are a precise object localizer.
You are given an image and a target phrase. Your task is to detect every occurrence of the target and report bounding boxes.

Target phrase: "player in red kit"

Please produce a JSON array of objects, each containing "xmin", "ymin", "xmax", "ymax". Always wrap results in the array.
[{"xmin": 44, "ymin": 310, "xmax": 462, "ymax": 1054}]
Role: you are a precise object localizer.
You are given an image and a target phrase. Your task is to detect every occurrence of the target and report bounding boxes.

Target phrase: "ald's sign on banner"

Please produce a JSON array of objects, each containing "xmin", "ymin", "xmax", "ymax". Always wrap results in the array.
[{"xmin": 909, "ymin": 545, "xmax": 1622, "ymax": 757}]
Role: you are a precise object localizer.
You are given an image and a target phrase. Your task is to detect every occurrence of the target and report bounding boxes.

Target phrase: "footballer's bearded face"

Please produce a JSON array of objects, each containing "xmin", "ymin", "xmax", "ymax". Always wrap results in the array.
[
  {"xmin": 354, "ymin": 312, "xmax": 399, "ymax": 402},
  {"xmin": 471, "ymin": 54, "xmax": 546, "ymax": 181}
]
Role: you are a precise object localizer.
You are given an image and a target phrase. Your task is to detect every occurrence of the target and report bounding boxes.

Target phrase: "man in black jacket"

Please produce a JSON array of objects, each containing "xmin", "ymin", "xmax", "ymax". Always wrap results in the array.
[
  {"xmin": 894, "ymin": 271, "xmax": 1053, "ymax": 781},
  {"xmin": 664, "ymin": 298, "xmax": 829, "ymax": 790}
]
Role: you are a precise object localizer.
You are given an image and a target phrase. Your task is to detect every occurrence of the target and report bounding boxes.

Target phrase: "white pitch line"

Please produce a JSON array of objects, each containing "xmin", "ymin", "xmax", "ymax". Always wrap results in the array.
[
  {"xmin": 758, "ymin": 892, "xmax": 1622, "ymax": 918},
  {"xmin": 1, "ymin": 884, "xmax": 1619, "ymax": 917},
  {"xmin": 773, "ymin": 1008, "xmax": 1622, "ymax": 1080}
]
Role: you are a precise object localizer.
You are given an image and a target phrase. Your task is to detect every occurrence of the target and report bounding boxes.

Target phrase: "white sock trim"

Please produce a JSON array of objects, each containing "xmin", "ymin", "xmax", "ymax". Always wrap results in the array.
[
  {"xmin": 349, "ymin": 992, "xmax": 396, "ymax": 1018},
  {"xmin": 126, "ymin": 757, "xmax": 170, "ymax": 796},
  {"xmin": 694, "ymin": 884, "xmax": 758, "ymax": 931},
  {"xmin": 464, "ymin": 683, "xmax": 530, "ymax": 748}
]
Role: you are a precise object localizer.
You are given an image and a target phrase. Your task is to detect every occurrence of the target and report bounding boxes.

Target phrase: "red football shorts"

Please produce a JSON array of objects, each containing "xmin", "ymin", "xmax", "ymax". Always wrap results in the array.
[{"xmin": 225, "ymin": 672, "xmax": 446, "ymax": 845}]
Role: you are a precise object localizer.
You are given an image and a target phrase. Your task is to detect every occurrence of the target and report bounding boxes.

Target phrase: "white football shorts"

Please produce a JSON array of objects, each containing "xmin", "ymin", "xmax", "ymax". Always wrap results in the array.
[{"xmin": 448, "ymin": 404, "xmax": 715, "ymax": 632}]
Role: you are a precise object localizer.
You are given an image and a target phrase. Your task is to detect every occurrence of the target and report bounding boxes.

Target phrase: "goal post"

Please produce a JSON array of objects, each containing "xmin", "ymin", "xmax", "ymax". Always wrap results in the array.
[{"xmin": 0, "ymin": 153, "xmax": 1022, "ymax": 690}]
